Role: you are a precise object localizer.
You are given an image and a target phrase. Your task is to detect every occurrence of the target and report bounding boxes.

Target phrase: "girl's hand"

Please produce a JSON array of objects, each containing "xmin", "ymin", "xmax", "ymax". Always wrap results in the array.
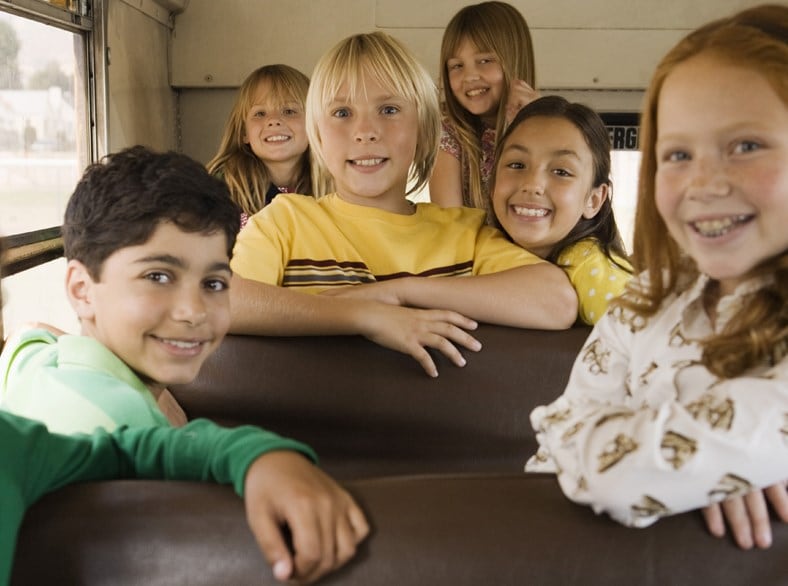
[
  {"xmin": 504, "ymin": 79, "xmax": 539, "ymax": 126},
  {"xmin": 702, "ymin": 481, "xmax": 788, "ymax": 549}
]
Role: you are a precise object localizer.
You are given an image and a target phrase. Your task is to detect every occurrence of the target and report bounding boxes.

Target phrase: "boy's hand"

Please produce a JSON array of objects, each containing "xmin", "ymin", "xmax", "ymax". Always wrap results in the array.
[
  {"xmin": 702, "ymin": 481, "xmax": 788, "ymax": 549},
  {"xmin": 504, "ymin": 79, "xmax": 539, "ymax": 126},
  {"xmin": 244, "ymin": 451, "xmax": 369, "ymax": 584},
  {"xmin": 361, "ymin": 303, "xmax": 481, "ymax": 378}
]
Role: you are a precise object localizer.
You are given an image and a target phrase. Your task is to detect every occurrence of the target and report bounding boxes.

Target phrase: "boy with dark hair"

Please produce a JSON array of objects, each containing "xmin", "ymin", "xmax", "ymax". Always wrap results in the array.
[
  {"xmin": 0, "ymin": 164, "xmax": 368, "ymax": 584},
  {"xmin": 1, "ymin": 145, "xmax": 239, "ymax": 433}
]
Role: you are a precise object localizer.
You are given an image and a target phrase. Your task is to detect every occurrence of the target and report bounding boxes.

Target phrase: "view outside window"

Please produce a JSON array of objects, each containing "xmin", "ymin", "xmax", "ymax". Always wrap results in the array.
[
  {"xmin": 611, "ymin": 150, "xmax": 641, "ymax": 253},
  {"xmin": 1, "ymin": 10, "xmax": 87, "ymax": 335},
  {"xmin": 0, "ymin": 11, "xmax": 86, "ymax": 236}
]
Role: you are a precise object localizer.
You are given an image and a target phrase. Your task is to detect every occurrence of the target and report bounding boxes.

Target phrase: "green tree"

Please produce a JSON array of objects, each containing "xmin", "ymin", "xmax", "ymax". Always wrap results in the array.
[
  {"xmin": 28, "ymin": 60, "xmax": 71, "ymax": 93},
  {"xmin": 0, "ymin": 20, "xmax": 22, "ymax": 89}
]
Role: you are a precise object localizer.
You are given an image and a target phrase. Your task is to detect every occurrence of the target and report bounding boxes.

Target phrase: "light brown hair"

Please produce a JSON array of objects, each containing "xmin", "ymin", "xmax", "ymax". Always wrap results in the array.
[
  {"xmin": 207, "ymin": 64, "xmax": 315, "ymax": 215},
  {"xmin": 440, "ymin": 1, "xmax": 535, "ymax": 210},
  {"xmin": 306, "ymin": 31, "xmax": 440, "ymax": 197}
]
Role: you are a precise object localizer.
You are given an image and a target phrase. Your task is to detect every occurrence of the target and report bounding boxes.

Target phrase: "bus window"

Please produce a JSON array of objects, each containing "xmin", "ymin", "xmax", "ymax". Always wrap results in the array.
[{"xmin": 0, "ymin": 2, "xmax": 95, "ymax": 336}]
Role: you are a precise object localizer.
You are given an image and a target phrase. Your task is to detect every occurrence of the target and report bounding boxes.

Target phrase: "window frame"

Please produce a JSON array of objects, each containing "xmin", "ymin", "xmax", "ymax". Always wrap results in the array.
[{"xmin": 0, "ymin": 0, "xmax": 106, "ymax": 272}]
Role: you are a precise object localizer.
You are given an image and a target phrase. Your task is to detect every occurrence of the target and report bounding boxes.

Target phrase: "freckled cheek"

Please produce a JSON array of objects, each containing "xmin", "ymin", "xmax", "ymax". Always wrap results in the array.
[
  {"xmin": 654, "ymin": 173, "xmax": 678, "ymax": 221},
  {"xmin": 742, "ymin": 164, "xmax": 787, "ymax": 208}
]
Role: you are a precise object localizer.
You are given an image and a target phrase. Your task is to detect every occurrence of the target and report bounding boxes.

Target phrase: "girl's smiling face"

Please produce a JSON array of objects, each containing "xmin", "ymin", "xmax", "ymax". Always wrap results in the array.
[
  {"xmin": 243, "ymin": 79, "xmax": 309, "ymax": 168},
  {"xmin": 446, "ymin": 37, "xmax": 505, "ymax": 122},
  {"xmin": 492, "ymin": 115, "xmax": 607, "ymax": 258},
  {"xmin": 655, "ymin": 54, "xmax": 788, "ymax": 295}
]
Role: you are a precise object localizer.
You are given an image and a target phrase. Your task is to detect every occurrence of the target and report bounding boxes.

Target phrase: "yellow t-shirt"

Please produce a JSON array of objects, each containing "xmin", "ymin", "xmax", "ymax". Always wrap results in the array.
[
  {"xmin": 232, "ymin": 193, "xmax": 543, "ymax": 293},
  {"xmin": 557, "ymin": 238, "xmax": 632, "ymax": 325}
]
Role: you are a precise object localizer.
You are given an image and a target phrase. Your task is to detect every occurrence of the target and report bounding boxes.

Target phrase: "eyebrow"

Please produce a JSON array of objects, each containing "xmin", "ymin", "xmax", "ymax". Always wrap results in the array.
[
  {"xmin": 134, "ymin": 254, "xmax": 231, "ymax": 274},
  {"xmin": 503, "ymin": 143, "xmax": 581, "ymax": 160}
]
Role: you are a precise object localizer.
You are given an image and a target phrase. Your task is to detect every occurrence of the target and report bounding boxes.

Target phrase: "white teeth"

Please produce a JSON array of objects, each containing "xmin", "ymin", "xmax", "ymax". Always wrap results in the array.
[
  {"xmin": 162, "ymin": 339, "xmax": 200, "ymax": 349},
  {"xmin": 265, "ymin": 135, "xmax": 289, "ymax": 142},
  {"xmin": 513, "ymin": 206, "xmax": 549, "ymax": 217},
  {"xmin": 691, "ymin": 215, "xmax": 750, "ymax": 237},
  {"xmin": 466, "ymin": 88, "xmax": 487, "ymax": 97},
  {"xmin": 353, "ymin": 158, "xmax": 384, "ymax": 167}
]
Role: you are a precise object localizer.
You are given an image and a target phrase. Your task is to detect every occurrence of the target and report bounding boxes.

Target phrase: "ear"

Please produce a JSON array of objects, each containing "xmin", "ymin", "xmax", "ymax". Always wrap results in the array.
[
  {"xmin": 65, "ymin": 259, "xmax": 97, "ymax": 322},
  {"xmin": 582, "ymin": 183, "xmax": 609, "ymax": 220}
]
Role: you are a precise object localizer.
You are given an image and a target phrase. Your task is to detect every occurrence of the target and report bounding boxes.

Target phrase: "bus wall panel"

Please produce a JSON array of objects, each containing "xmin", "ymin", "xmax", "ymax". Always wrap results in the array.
[{"xmin": 108, "ymin": 0, "xmax": 177, "ymax": 152}]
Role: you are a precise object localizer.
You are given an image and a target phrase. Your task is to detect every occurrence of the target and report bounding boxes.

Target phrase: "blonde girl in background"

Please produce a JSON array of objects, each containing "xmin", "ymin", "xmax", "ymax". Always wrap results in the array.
[
  {"xmin": 207, "ymin": 64, "xmax": 316, "ymax": 228},
  {"xmin": 430, "ymin": 1, "xmax": 538, "ymax": 214},
  {"xmin": 491, "ymin": 95, "xmax": 632, "ymax": 325},
  {"xmin": 527, "ymin": 4, "xmax": 788, "ymax": 550}
]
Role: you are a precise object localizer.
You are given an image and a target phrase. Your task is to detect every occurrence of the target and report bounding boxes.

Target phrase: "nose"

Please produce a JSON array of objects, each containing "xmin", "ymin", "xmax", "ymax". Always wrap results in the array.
[
  {"xmin": 463, "ymin": 63, "xmax": 480, "ymax": 82},
  {"xmin": 520, "ymin": 168, "xmax": 545, "ymax": 196},
  {"xmin": 266, "ymin": 117, "xmax": 282, "ymax": 127},
  {"xmin": 172, "ymin": 286, "xmax": 207, "ymax": 327},
  {"xmin": 353, "ymin": 112, "xmax": 379, "ymax": 143},
  {"xmin": 687, "ymin": 156, "xmax": 731, "ymax": 201}
]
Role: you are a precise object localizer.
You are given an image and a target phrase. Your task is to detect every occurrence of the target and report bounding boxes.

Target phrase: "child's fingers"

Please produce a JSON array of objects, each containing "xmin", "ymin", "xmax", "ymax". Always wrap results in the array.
[
  {"xmin": 246, "ymin": 508, "xmax": 295, "ymax": 582},
  {"xmin": 720, "ymin": 494, "xmax": 755, "ymax": 549},
  {"xmin": 287, "ymin": 506, "xmax": 329, "ymax": 583},
  {"xmin": 764, "ymin": 481, "xmax": 788, "ymax": 522},
  {"xmin": 702, "ymin": 503, "xmax": 725, "ymax": 538},
  {"xmin": 744, "ymin": 489, "xmax": 772, "ymax": 548},
  {"xmin": 333, "ymin": 504, "xmax": 364, "ymax": 569},
  {"xmin": 409, "ymin": 345, "xmax": 440, "ymax": 378},
  {"xmin": 505, "ymin": 79, "xmax": 539, "ymax": 124},
  {"xmin": 348, "ymin": 501, "xmax": 371, "ymax": 543}
]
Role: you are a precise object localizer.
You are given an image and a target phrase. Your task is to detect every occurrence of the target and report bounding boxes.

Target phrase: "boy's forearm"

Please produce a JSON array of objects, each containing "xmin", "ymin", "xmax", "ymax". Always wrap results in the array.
[
  {"xmin": 111, "ymin": 418, "xmax": 316, "ymax": 496},
  {"xmin": 397, "ymin": 263, "xmax": 577, "ymax": 329},
  {"xmin": 229, "ymin": 274, "xmax": 374, "ymax": 336}
]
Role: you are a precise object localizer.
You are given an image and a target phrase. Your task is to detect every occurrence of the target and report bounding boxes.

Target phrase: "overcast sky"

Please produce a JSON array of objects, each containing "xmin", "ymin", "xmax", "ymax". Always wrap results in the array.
[{"xmin": 0, "ymin": 12, "xmax": 75, "ymax": 83}]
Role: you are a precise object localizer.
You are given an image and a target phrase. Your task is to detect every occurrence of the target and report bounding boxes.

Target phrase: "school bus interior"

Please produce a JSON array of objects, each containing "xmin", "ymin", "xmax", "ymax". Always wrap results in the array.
[{"xmin": 1, "ymin": 1, "xmax": 784, "ymax": 584}]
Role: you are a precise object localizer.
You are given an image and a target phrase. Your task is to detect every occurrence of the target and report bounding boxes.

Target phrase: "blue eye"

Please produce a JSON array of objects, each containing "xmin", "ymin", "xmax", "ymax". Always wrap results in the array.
[
  {"xmin": 332, "ymin": 108, "xmax": 350, "ymax": 118},
  {"xmin": 666, "ymin": 151, "xmax": 690, "ymax": 163},
  {"xmin": 381, "ymin": 105, "xmax": 399, "ymax": 115},
  {"xmin": 733, "ymin": 140, "xmax": 761, "ymax": 154}
]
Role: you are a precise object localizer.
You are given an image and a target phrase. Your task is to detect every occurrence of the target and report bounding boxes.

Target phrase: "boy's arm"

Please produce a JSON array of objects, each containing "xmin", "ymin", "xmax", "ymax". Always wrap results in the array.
[
  {"xmin": 325, "ymin": 263, "xmax": 578, "ymax": 330},
  {"xmin": 15, "ymin": 415, "xmax": 367, "ymax": 584},
  {"xmin": 387, "ymin": 263, "xmax": 577, "ymax": 330},
  {"xmin": 113, "ymin": 419, "xmax": 369, "ymax": 583},
  {"xmin": 229, "ymin": 275, "xmax": 482, "ymax": 378}
]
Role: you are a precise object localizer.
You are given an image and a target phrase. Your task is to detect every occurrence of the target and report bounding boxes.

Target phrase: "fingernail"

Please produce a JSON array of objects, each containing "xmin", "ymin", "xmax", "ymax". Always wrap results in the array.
[
  {"xmin": 272, "ymin": 560, "xmax": 290, "ymax": 580},
  {"xmin": 757, "ymin": 530, "xmax": 772, "ymax": 548}
]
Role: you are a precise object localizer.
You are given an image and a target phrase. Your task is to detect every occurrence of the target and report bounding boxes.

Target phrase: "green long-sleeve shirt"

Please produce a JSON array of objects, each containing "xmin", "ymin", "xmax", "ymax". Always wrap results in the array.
[{"xmin": 0, "ymin": 412, "xmax": 316, "ymax": 585}]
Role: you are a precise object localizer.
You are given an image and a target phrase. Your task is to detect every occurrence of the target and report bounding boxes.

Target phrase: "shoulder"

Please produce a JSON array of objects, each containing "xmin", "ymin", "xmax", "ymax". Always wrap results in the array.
[
  {"xmin": 416, "ymin": 202, "xmax": 487, "ymax": 227},
  {"xmin": 1, "ymin": 327, "xmax": 59, "ymax": 376},
  {"xmin": 246, "ymin": 192, "xmax": 321, "ymax": 225},
  {"xmin": 557, "ymin": 238, "xmax": 602, "ymax": 263}
]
